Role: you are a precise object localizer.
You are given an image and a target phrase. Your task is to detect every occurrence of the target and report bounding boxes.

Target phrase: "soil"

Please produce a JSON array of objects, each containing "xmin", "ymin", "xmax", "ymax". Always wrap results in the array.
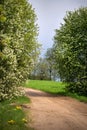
[{"xmin": 24, "ymin": 88, "xmax": 87, "ymax": 130}]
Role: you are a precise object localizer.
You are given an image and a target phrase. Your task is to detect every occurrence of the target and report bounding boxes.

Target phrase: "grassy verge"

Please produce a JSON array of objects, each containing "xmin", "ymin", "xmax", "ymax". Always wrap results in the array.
[
  {"xmin": 0, "ymin": 96, "xmax": 34, "ymax": 130},
  {"xmin": 24, "ymin": 80, "xmax": 87, "ymax": 103}
]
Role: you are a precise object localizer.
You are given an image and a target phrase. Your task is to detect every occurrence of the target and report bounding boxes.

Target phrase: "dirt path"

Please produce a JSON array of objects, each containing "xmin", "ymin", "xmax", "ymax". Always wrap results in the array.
[{"xmin": 25, "ymin": 88, "xmax": 87, "ymax": 130}]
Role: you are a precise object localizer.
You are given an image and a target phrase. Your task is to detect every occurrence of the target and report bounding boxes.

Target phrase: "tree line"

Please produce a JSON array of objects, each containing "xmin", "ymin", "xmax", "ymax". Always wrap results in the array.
[{"xmin": 0, "ymin": 0, "xmax": 87, "ymax": 101}]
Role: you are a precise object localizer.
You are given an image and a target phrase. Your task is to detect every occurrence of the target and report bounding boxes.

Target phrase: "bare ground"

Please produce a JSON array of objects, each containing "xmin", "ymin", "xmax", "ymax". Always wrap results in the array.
[{"xmin": 24, "ymin": 88, "xmax": 87, "ymax": 130}]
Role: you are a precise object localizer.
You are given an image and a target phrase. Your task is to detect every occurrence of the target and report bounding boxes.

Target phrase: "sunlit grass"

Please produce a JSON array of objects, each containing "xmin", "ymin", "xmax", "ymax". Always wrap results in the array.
[
  {"xmin": 25, "ymin": 80, "xmax": 67, "ymax": 95},
  {"xmin": 0, "ymin": 96, "xmax": 34, "ymax": 130},
  {"xmin": 24, "ymin": 80, "xmax": 87, "ymax": 102}
]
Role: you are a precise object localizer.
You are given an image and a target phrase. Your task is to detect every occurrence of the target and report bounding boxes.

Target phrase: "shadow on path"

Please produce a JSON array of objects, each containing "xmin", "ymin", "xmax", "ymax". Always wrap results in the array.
[{"xmin": 25, "ymin": 88, "xmax": 67, "ymax": 98}]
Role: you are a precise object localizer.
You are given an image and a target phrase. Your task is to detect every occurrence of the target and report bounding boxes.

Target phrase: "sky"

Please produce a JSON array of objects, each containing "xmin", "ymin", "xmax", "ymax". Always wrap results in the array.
[{"xmin": 29, "ymin": 0, "xmax": 87, "ymax": 56}]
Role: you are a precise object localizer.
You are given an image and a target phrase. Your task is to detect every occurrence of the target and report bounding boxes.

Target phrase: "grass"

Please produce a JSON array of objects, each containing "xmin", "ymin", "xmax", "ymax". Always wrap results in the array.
[
  {"xmin": 25, "ymin": 80, "xmax": 67, "ymax": 95},
  {"xmin": 0, "ymin": 96, "xmax": 34, "ymax": 130},
  {"xmin": 24, "ymin": 80, "xmax": 87, "ymax": 103}
]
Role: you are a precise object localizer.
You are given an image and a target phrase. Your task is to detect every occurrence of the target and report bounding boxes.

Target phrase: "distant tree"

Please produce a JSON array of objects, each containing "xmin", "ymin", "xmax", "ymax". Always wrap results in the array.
[
  {"xmin": 53, "ymin": 7, "xmax": 87, "ymax": 95},
  {"xmin": 30, "ymin": 58, "xmax": 50, "ymax": 80},
  {"xmin": 45, "ymin": 48, "xmax": 58, "ymax": 80},
  {"xmin": 0, "ymin": 0, "xmax": 39, "ymax": 100},
  {"xmin": 45, "ymin": 48, "xmax": 53, "ymax": 80},
  {"xmin": 30, "ymin": 53, "xmax": 58, "ymax": 81}
]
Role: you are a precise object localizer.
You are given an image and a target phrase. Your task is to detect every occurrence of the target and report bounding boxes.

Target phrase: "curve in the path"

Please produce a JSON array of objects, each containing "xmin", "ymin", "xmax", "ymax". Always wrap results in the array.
[{"xmin": 25, "ymin": 88, "xmax": 87, "ymax": 130}]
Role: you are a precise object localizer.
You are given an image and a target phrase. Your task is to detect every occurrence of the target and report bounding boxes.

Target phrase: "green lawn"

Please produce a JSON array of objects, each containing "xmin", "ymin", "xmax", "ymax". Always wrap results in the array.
[
  {"xmin": 25, "ymin": 80, "xmax": 67, "ymax": 95},
  {"xmin": 0, "ymin": 96, "xmax": 34, "ymax": 130},
  {"xmin": 24, "ymin": 80, "xmax": 87, "ymax": 102}
]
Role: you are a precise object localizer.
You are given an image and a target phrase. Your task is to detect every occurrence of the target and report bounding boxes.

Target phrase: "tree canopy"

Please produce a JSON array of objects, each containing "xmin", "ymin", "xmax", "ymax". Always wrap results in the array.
[
  {"xmin": 0, "ymin": 0, "xmax": 39, "ymax": 100},
  {"xmin": 53, "ymin": 7, "xmax": 87, "ymax": 95}
]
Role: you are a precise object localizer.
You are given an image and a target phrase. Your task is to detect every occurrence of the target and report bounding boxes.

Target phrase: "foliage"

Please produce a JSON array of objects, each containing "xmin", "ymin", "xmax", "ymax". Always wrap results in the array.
[
  {"xmin": 45, "ymin": 48, "xmax": 59, "ymax": 80},
  {"xmin": 53, "ymin": 7, "xmax": 87, "ymax": 95},
  {"xmin": 30, "ymin": 56, "xmax": 58, "ymax": 81},
  {"xmin": 30, "ymin": 49, "xmax": 58, "ymax": 81},
  {"xmin": 0, "ymin": 0, "xmax": 39, "ymax": 100},
  {"xmin": 30, "ymin": 58, "xmax": 50, "ymax": 80}
]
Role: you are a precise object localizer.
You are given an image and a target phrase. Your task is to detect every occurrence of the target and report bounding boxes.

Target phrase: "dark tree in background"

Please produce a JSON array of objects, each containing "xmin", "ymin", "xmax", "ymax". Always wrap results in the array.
[
  {"xmin": 45, "ymin": 48, "xmax": 58, "ymax": 81},
  {"xmin": 30, "ymin": 55, "xmax": 58, "ymax": 81},
  {"xmin": 53, "ymin": 7, "xmax": 87, "ymax": 95},
  {"xmin": 30, "ymin": 58, "xmax": 50, "ymax": 80}
]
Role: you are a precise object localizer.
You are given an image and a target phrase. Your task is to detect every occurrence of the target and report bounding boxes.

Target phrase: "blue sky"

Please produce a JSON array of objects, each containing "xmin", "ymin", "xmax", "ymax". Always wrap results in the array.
[{"xmin": 29, "ymin": 0, "xmax": 87, "ymax": 56}]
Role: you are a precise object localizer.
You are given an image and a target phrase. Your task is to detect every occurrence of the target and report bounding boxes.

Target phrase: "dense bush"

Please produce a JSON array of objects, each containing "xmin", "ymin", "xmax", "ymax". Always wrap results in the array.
[
  {"xmin": 53, "ymin": 8, "xmax": 87, "ymax": 95},
  {"xmin": 0, "ymin": 0, "xmax": 39, "ymax": 100}
]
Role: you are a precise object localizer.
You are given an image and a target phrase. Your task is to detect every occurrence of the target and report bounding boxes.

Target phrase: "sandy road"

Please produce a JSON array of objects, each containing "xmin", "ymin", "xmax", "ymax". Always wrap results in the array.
[{"xmin": 25, "ymin": 88, "xmax": 87, "ymax": 130}]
